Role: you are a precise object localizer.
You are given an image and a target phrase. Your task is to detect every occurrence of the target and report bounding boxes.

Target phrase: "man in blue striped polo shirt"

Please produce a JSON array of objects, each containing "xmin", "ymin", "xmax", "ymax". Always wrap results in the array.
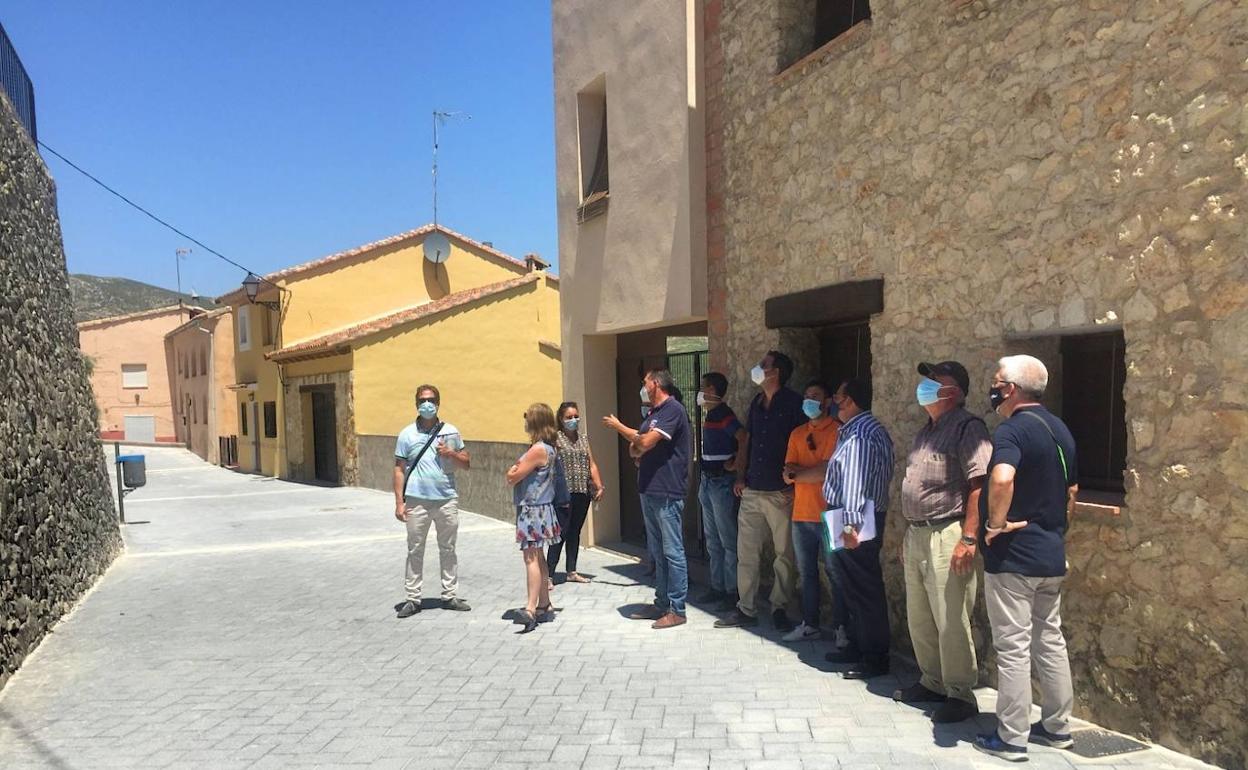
[{"xmin": 822, "ymin": 378, "xmax": 895, "ymax": 679}]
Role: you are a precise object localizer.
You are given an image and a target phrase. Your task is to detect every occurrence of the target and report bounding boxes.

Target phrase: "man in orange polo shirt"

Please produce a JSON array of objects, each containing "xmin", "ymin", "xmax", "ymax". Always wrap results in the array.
[{"xmin": 781, "ymin": 380, "xmax": 841, "ymax": 643}]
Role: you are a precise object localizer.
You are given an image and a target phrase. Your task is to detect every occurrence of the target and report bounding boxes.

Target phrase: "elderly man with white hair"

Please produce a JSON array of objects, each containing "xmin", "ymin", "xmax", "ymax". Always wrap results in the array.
[{"xmin": 973, "ymin": 355, "xmax": 1079, "ymax": 763}]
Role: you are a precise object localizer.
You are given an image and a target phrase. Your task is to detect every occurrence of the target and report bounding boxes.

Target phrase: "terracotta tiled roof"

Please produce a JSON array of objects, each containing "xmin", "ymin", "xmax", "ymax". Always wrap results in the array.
[
  {"xmin": 165, "ymin": 306, "xmax": 229, "ymax": 338},
  {"xmin": 216, "ymin": 224, "xmax": 540, "ymax": 304},
  {"xmin": 77, "ymin": 304, "xmax": 201, "ymax": 330},
  {"xmin": 266, "ymin": 273, "xmax": 542, "ymax": 363}
]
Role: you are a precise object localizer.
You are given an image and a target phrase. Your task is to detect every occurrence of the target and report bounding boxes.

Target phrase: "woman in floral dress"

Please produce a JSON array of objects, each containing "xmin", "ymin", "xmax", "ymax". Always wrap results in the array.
[{"xmin": 506, "ymin": 402, "xmax": 563, "ymax": 632}]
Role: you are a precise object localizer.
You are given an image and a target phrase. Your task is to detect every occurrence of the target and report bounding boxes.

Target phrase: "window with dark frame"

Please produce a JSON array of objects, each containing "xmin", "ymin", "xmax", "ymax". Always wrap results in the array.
[
  {"xmin": 262, "ymin": 309, "xmax": 274, "ymax": 347},
  {"xmin": 263, "ymin": 401, "xmax": 277, "ymax": 439},
  {"xmin": 240, "ymin": 404, "xmax": 248, "ymax": 436},
  {"xmin": 1059, "ymin": 331, "xmax": 1127, "ymax": 494},
  {"xmin": 576, "ymin": 77, "xmax": 609, "ymax": 223},
  {"xmin": 814, "ymin": 0, "xmax": 872, "ymax": 50}
]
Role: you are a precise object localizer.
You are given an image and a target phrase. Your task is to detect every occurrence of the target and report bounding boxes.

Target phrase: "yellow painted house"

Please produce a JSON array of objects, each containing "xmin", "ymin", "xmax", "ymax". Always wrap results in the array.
[{"xmin": 216, "ymin": 224, "xmax": 561, "ymax": 517}]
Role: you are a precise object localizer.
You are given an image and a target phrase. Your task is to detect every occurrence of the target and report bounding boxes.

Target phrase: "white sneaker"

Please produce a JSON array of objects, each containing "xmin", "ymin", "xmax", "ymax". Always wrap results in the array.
[
  {"xmin": 782, "ymin": 622, "xmax": 821, "ymax": 642},
  {"xmin": 832, "ymin": 625, "xmax": 851, "ymax": 650}
]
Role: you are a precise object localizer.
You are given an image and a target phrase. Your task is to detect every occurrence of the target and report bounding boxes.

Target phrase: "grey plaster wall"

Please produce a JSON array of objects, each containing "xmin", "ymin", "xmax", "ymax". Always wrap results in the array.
[
  {"xmin": 357, "ymin": 436, "xmax": 524, "ymax": 525},
  {"xmin": 0, "ymin": 94, "xmax": 123, "ymax": 689}
]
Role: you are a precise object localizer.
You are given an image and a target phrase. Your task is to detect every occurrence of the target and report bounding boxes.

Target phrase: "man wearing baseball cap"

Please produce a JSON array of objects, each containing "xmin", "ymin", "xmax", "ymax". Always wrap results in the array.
[{"xmin": 894, "ymin": 360, "xmax": 992, "ymax": 723}]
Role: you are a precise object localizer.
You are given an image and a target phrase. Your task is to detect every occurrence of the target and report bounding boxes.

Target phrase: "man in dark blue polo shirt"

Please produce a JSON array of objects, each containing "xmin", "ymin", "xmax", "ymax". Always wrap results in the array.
[
  {"xmin": 603, "ymin": 369, "xmax": 691, "ymax": 630},
  {"xmin": 715, "ymin": 350, "xmax": 807, "ymax": 631},
  {"xmin": 973, "ymin": 355, "xmax": 1079, "ymax": 763}
]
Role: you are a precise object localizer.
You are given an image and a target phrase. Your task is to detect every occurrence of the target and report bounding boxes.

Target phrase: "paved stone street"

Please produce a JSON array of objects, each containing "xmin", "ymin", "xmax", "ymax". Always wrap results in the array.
[{"xmin": 0, "ymin": 447, "xmax": 1219, "ymax": 769}]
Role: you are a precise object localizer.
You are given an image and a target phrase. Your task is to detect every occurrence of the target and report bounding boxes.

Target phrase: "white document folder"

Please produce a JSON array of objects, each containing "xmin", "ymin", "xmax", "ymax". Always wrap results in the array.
[{"xmin": 822, "ymin": 499, "xmax": 877, "ymax": 551}]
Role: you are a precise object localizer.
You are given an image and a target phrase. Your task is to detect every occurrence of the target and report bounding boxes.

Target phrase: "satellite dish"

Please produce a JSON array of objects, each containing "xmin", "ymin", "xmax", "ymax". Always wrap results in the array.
[{"xmin": 423, "ymin": 232, "xmax": 451, "ymax": 264}]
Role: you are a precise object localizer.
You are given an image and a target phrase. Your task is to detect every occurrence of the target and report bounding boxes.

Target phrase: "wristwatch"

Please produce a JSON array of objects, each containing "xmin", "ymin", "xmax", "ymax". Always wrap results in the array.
[
  {"xmin": 842, "ymin": 525, "xmax": 856, "ymax": 536},
  {"xmin": 959, "ymin": 535, "xmax": 977, "ymax": 546}
]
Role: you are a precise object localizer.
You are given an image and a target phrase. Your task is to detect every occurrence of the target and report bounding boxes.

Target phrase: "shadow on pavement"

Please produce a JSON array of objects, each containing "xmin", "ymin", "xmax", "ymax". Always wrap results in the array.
[{"xmin": 0, "ymin": 709, "xmax": 71, "ymax": 769}]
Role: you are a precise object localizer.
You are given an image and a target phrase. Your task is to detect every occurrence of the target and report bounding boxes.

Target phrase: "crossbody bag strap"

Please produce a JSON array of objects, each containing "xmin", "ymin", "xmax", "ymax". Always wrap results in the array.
[
  {"xmin": 402, "ymin": 421, "xmax": 445, "ymax": 491},
  {"xmin": 1018, "ymin": 411, "xmax": 1069, "ymax": 480}
]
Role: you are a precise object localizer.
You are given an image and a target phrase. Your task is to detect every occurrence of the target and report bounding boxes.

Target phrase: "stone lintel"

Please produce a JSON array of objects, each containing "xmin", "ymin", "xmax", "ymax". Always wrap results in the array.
[{"xmin": 764, "ymin": 278, "xmax": 884, "ymax": 329}]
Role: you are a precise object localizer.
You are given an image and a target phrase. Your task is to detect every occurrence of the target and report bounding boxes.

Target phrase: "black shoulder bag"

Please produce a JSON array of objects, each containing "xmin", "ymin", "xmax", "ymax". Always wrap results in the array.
[{"xmin": 401, "ymin": 421, "xmax": 445, "ymax": 493}]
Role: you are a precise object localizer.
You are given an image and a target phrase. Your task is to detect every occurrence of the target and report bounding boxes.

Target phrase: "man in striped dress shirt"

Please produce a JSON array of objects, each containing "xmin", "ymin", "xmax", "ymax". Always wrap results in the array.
[{"xmin": 822, "ymin": 378, "xmax": 895, "ymax": 679}]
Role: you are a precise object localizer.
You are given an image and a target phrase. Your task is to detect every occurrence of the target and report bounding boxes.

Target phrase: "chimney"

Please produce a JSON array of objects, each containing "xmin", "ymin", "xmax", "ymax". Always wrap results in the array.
[{"xmin": 524, "ymin": 253, "xmax": 549, "ymax": 273}]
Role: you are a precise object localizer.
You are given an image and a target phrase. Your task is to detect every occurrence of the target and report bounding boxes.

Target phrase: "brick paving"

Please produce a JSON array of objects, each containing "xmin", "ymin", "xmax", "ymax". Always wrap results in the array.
[{"xmin": 0, "ymin": 447, "xmax": 1218, "ymax": 769}]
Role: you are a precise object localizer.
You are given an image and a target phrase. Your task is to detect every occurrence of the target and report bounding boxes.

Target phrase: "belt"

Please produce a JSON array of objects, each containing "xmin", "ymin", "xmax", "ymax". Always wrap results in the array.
[
  {"xmin": 701, "ymin": 467, "xmax": 733, "ymax": 478},
  {"xmin": 908, "ymin": 515, "xmax": 964, "ymax": 528}
]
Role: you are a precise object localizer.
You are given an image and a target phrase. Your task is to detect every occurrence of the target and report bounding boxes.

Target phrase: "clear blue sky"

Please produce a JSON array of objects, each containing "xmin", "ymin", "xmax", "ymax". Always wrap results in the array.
[{"xmin": 3, "ymin": 3, "xmax": 556, "ymax": 298}]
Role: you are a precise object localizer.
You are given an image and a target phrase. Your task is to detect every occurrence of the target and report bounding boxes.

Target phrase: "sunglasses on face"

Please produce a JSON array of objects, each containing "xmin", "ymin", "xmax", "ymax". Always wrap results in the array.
[
  {"xmin": 806, "ymin": 432, "xmax": 817, "ymax": 452},
  {"xmin": 418, "ymin": 398, "xmax": 437, "ymax": 405}
]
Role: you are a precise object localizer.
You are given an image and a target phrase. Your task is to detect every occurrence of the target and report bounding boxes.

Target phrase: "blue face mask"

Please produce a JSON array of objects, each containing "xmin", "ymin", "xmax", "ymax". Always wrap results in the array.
[
  {"xmin": 802, "ymin": 398, "xmax": 824, "ymax": 419},
  {"xmin": 563, "ymin": 418, "xmax": 579, "ymax": 432},
  {"xmin": 916, "ymin": 377, "xmax": 946, "ymax": 407},
  {"xmin": 417, "ymin": 401, "xmax": 438, "ymax": 419}
]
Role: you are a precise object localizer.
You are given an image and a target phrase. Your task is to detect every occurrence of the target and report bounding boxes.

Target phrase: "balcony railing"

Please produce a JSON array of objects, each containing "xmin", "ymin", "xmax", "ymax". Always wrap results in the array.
[{"xmin": 0, "ymin": 22, "xmax": 37, "ymax": 141}]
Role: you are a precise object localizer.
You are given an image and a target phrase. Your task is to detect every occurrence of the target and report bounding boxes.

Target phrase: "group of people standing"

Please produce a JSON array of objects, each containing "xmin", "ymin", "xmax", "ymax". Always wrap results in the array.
[
  {"xmin": 390, "ymin": 348, "xmax": 1080, "ymax": 763},
  {"xmin": 604, "ymin": 351, "xmax": 1080, "ymax": 763}
]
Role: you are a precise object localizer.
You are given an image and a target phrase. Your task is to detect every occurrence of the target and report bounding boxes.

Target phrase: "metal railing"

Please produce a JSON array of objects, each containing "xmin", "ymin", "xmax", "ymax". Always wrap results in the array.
[{"xmin": 0, "ymin": 22, "xmax": 37, "ymax": 141}]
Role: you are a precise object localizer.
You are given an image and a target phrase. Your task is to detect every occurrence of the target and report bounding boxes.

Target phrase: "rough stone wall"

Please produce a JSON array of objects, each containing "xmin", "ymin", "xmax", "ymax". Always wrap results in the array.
[
  {"xmin": 0, "ymin": 94, "xmax": 123, "ymax": 689},
  {"xmin": 710, "ymin": 1, "xmax": 1247, "ymax": 766},
  {"xmin": 283, "ymin": 370, "xmax": 358, "ymax": 486},
  {"xmin": 357, "ymin": 435, "xmax": 525, "ymax": 524}
]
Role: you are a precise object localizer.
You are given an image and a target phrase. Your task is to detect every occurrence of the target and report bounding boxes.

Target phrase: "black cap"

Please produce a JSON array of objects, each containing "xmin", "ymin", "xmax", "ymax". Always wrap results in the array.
[{"xmin": 917, "ymin": 361, "xmax": 970, "ymax": 395}]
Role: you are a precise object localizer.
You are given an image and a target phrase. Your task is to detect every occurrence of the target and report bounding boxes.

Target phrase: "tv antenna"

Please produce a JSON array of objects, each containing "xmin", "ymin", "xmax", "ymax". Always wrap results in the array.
[
  {"xmin": 175, "ymin": 247, "xmax": 192, "ymax": 299},
  {"xmin": 432, "ymin": 110, "xmax": 470, "ymax": 226}
]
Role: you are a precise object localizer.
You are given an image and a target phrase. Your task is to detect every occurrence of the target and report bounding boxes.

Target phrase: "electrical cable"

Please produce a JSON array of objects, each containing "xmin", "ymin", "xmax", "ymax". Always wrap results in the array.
[{"xmin": 36, "ymin": 139, "xmax": 266, "ymax": 282}]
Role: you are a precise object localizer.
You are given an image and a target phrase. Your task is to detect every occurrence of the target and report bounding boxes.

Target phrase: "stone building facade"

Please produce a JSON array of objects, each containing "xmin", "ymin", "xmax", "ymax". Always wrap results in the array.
[
  {"xmin": 706, "ymin": 0, "xmax": 1246, "ymax": 765},
  {"xmin": 0, "ymin": 93, "xmax": 122, "ymax": 688}
]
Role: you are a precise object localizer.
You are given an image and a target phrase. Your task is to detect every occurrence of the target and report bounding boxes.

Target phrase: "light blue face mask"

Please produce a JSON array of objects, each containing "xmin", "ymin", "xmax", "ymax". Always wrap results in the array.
[
  {"xmin": 563, "ymin": 418, "xmax": 579, "ymax": 432},
  {"xmin": 916, "ymin": 377, "xmax": 946, "ymax": 407},
  {"xmin": 417, "ymin": 401, "xmax": 438, "ymax": 419},
  {"xmin": 802, "ymin": 398, "xmax": 824, "ymax": 419},
  {"xmin": 639, "ymin": 385, "xmax": 650, "ymax": 403}
]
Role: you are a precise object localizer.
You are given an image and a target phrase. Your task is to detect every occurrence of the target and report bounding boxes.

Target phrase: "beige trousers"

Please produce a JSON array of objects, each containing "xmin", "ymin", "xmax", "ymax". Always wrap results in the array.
[
  {"xmin": 403, "ymin": 497, "xmax": 459, "ymax": 601},
  {"xmin": 985, "ymin": 571, "xmax": 1074, "ymax": 747},
  {"xmin": 736, "ymin": 488, "xmax": 796, "ymax": 618},
  {"xmin": 903, "ymin": 519, "xmax": 978, "ymax": 704}
]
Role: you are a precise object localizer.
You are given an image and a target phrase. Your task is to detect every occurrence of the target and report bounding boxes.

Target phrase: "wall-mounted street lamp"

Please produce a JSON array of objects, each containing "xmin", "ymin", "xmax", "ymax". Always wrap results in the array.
[{"xmin": 242, "ymin": 273, "xmax": 283, "ymax": 312}]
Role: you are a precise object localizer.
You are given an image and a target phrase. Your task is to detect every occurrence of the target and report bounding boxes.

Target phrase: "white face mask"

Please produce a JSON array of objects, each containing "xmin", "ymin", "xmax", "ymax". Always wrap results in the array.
[
  {"xmin": 639, "ymin": 384, "xmax": 650, "ymax": 403},
  {"xmin": 750, "ymin": 365, "xmax": 766, "ymax": 386}
]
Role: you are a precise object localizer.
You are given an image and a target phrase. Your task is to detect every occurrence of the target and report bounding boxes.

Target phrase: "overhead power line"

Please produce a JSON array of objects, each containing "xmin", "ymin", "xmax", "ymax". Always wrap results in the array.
[{"xmin": 36, "ymin": 139, "xmax": 264, "ymax": 283}]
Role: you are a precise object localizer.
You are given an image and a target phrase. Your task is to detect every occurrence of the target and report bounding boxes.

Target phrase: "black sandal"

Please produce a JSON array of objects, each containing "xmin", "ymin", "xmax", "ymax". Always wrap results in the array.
[{"xmin": 513, "ymin": 608, "xmax": 538, "ymax": 633}]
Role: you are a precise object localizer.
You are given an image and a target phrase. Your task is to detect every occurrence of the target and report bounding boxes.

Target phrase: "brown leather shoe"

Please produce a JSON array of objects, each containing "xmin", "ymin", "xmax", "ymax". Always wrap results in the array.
[
  {"xmin": 628, "ymin": 604, "xmax": 664, "ymax": 620},
  {"xmin": 651, "ymin": 612, "xmax": 687, "ymax": 629}
]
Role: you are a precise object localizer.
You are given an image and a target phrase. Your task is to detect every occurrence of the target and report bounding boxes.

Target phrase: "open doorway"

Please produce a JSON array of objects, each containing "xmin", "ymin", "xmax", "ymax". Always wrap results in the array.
[
  {"xmin": 816, "ymin": 321, "xmax": 872, "ymax": 391},
  {"xmin": 613, "ymin": 323, "xmax": 708, "ymax": 555}
]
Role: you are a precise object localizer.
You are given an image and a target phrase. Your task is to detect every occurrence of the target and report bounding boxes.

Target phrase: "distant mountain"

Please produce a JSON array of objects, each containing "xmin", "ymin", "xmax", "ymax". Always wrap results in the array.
[{"xmin": 69, "ymin": 274, "xmax": 218, "ymax": 323}]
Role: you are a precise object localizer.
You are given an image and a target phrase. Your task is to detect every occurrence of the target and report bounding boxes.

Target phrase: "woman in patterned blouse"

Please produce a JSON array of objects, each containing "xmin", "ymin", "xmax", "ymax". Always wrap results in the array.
[{"xmin": 547, "ymin": 401, "xmax": 604, "ymax": 585}]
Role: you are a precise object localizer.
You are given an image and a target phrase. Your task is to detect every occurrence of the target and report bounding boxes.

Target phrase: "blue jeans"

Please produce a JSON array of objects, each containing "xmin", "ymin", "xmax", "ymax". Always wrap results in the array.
[
  {"xmin": 791, "ymin": 520, "xmax": 849, "ymax": 630},
  {"xmin": 640, "ymin": 493, "xmax": 688, "ymax": 616},
  {"xmin": 791, "ymin": 521, "xmax": 825, "ymax": 628},
  {"xmin": 697, "ymin": 473, "xmax": 738, "ymax": 593}
]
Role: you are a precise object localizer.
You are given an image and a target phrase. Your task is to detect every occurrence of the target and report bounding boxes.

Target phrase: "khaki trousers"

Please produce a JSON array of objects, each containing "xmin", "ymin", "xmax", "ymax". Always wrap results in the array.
[
  {"xmin": 903, "ymin": 519, "xmax": 978, "ymax": 704},
  {"xmin": 984, "ymin": 572, "xmax": 1074, "ymax": 747},
  {"xmin": 736, "ymin": 488, "xmax": 796, "ymax": 618},
  {"xmin": 403, "ymin": 497, "xmax": 459, "ymax": 601}
]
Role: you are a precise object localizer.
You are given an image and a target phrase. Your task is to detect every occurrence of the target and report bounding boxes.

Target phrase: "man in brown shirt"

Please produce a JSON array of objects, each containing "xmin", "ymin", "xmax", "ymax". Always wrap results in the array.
[{"xmin": 894, "ymin": 361, "xmax": 992, "ymax": 723}]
